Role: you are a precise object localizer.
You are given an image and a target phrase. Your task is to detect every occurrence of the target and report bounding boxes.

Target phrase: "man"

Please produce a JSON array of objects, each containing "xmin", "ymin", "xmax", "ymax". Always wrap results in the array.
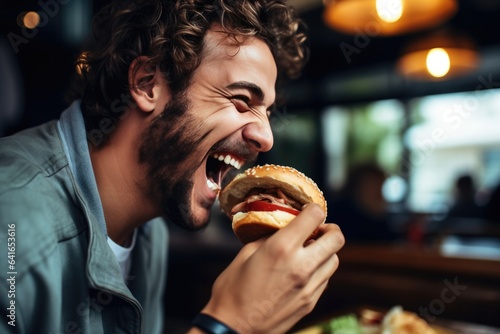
[{"xmin": 0, "ymin": 1, "xmax": 344, "ymax": 333}]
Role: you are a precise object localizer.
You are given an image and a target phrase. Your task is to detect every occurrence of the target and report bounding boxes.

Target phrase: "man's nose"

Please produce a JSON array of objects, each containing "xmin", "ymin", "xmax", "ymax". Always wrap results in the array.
[{"xmin": 242, "ymin": 120, "xmax": 274, "ymax": 152}]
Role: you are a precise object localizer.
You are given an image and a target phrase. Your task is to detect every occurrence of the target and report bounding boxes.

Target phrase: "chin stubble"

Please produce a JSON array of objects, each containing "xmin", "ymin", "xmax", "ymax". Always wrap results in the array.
[{"xmin": 138, "ymin": 94, "xmax": 210, "ymax": 230}]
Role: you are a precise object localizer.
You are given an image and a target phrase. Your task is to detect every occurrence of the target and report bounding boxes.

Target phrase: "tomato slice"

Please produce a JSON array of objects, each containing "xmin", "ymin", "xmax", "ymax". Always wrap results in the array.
[{"xmin": 246, "ymin": 201, "xmax": 300, "ymax": 216}]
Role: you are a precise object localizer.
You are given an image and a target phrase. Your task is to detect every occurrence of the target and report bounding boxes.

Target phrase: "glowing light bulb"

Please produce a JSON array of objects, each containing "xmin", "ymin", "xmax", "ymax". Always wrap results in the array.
[
  {"xmin": 376, "ymin": 0, "xmax": 404, "ymax": 23},
  {"xmin": 426, "ymin": 48, "xmax": 450, "ymax": 78},
  {"xmin": 23, "ymin": 11, "xmax": 40, "ymax": 29}
]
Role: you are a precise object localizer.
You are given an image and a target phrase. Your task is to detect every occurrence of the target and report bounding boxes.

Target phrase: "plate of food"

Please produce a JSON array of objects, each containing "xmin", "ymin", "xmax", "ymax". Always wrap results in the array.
[{"xmin": 294, "ymin": 306, "xmax": 456, "ymax": 334}]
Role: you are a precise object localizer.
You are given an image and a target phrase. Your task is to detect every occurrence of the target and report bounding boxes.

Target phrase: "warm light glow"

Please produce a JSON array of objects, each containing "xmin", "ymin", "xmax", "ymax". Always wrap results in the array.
[
  {"xmin": 323, "ymin": 0, "xmax": 457, "ymax": 36},
  {"xmin": 75, "ymin": 52, "xmax": 90, "ymax": 76},
  {"xmin": 23, "ymin": 11, "xmax": 40, "ymax": 29},
  {"xmin": 426, "ymin": 48, "xmax": 451, "ymax": 78},
  {"xmin": 376, "ymin": 0, "xmax": 404, "ymax": 23},
  {"xmin": 398, "ymin": 47, "xmax": 478, "ymax": 80}
]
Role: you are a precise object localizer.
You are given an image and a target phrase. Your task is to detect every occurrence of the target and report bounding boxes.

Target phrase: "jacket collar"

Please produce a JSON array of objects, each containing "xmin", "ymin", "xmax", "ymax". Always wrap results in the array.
[
  {"xmin": 57, "ymin": 100, "xmax": 107, "ymax": 235},
  {"xmin": 57, "ymin": 101, "xmax": 140, "ymax": 300}
]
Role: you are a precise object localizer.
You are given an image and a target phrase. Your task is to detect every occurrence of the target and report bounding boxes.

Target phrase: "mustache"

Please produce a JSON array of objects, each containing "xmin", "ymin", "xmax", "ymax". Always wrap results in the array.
[
  {"xmin": 209, "ymin": 138, "xmax": 259, "ymax": 189},
  {"xmin": 209, "ymin": 138, "xmax": 258, "ymax": 165}
]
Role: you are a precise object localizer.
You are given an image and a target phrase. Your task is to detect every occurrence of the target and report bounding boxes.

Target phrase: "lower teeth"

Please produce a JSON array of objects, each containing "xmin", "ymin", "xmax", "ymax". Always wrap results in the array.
[{"xmin": 207, "ymin": 178, "xmax": 221, "ymax": 191}]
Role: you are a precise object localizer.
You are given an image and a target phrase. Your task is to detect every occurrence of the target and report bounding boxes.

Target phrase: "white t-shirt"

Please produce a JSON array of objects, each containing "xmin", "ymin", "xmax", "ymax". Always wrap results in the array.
[{"xmin": 107, "ymin": 229, "xmax": 138, "ymax": 280}]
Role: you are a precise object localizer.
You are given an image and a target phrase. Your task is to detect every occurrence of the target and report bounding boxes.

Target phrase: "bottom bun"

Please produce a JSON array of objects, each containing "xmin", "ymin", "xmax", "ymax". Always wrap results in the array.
[{"xmin": 232, "ymin": 211, "xmax": 296, "ymax": 244}]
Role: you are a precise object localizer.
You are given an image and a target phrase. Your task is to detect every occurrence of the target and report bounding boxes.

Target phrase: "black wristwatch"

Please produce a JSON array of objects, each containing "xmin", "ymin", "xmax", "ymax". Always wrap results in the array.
[{"xmin": 191, "ymin": 313, "xmax": 239, "ymax": 334}]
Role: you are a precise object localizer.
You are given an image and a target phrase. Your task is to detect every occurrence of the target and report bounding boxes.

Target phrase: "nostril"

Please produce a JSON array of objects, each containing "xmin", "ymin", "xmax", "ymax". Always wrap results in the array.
[
  {"xmin": 242, "ymin": 122, "xmax": 273, "ymax": 152},
  {"xmin": 248, "ymin": 139, "xmax": 261, "ymax": 149}
]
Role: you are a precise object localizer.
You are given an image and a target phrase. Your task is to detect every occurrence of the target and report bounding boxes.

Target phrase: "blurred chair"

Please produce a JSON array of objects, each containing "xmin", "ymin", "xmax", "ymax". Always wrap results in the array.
[{"xmin": 0, "ymin": 35, "xmax": 24, "ymax": 137}]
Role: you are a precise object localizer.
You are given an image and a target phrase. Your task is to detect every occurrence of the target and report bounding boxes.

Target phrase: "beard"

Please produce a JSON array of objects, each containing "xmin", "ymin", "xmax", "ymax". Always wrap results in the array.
[{"xmin": 138, "ymin": 92, "xmax": 210, "ymax": 231}]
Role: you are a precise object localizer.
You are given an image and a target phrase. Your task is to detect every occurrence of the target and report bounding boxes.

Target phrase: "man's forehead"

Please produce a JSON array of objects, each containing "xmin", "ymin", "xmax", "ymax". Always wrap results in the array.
[
  {"xmin": 198, "ymin": 27, "xmax": 278, "ymax": 106},
  {"xmin": 202, "ymin": 27, "xmax": 273, "ymax": 63}
]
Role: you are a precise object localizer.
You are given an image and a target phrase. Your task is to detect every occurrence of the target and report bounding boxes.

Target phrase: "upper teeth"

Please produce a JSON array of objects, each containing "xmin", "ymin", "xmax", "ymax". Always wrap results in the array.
[{"xmin": 213, "ymin": 154, "xmax": 242, "ymax": 169}]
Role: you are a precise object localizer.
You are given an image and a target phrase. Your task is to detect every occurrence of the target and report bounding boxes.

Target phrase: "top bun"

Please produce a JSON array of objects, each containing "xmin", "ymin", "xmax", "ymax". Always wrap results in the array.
[{"xmin": 219, "ymin": 164, "xmax": 327, "ymax": 216}]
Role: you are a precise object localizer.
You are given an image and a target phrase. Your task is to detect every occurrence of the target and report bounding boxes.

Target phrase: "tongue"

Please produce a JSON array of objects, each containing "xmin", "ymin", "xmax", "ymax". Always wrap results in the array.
[{"xmin": 216, "ymin": 169, "xmax": 223, "ymax": 189}]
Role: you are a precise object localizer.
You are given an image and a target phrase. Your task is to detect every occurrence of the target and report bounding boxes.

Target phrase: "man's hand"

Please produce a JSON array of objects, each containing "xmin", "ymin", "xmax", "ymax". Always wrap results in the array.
[{"xmin": 199, "ymin": 203, "xmax": 345, "ymax": 334}]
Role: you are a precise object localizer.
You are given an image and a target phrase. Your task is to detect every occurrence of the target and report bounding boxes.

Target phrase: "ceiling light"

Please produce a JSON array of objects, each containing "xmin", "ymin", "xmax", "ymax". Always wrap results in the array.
[
  {"xmin": 323, "ymin": 0, "xmax": 458, "ymax": 36},
  {"xmin": 426, "ymin": 48, "xmax": 450, "ymax": 78},
  {"xmin": 22, "ymin": 11, "xmax": 41, "ymax": 29},
  {"xmin": 375, "ymin": 0, "xmax": 403, "ymax": 23},
  {"xmin": 397, "ymin": 31, "xmax": 479, "ymax": 80}
]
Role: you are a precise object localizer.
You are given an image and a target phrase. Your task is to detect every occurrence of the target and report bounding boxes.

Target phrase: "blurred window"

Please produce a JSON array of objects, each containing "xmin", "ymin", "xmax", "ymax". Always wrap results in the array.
[
  {"xmin": 321, "ymin": 89, "xmax": 500, "ymax": 213},
  {"xmin": 406, "ymin": 88, "xmax": 500, "ymax": 213},
  {"xmin": 321, "ymin": 99, "xmax": 405, "ymax": 201}
]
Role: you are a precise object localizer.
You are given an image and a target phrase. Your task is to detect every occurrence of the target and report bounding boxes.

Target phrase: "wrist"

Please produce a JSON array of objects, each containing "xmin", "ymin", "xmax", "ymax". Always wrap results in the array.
[{"xmin": 191, "ymin": 313, "xmax": 239, "ymax": 334}]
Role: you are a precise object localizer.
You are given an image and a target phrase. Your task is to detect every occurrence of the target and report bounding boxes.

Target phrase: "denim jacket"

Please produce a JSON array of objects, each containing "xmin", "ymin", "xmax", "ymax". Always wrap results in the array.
[{"xmin": 0, "ymin": 102, "xmax": 168, "ymax": 333}]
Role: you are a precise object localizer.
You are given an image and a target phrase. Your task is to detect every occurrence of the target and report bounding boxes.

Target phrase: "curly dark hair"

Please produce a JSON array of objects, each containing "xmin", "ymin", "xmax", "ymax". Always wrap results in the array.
[{"xmin": 74, "ymin": 0, "xmax": 308, "ymax": 143}]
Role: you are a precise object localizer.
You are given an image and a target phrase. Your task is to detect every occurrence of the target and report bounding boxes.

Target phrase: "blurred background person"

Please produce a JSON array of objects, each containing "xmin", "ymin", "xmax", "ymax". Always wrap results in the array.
[
  {"xmin": 327, "ymin": 163, "xmax": 397, "ymax": 243},
  {"xmin": 445, "ymin": 174, "xmax": 483, "ymax": 220},
  {"xmin": 0, "ymin": 35, "xmax": 24, "ymax": 137},
  {"xmin": 483, "ymin": 182, "xmax": 500, "ymax": 223}
]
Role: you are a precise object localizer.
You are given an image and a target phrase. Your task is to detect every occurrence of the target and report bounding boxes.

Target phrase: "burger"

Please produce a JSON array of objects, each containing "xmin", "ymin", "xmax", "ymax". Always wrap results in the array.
[{"xmin": 219, "ymin": 164, "xmax": 327, "ymax": 244}]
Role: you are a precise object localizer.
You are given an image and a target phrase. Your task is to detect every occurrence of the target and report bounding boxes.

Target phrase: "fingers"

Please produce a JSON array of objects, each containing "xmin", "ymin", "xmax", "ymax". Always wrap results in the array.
[
  {"xmin": 283, "ymin": 256, "xmax": 337, "ymax": 323},
  {"xmin": 293, "ymin": 226, "xmax": 343, "ymax": 297},
  {"xmin": 306, "ymin": 223, "xmax": 345, "ymax": 258},
  {"xmin": 292, "ymin": 223, "xmax": 343, "ymax": 279},
  {"xmin": 276, "ymin": 227, "xmax": 341, "ymax": 297},
  {"xmin": 295, "ymin": 247, "xmax": 340, "ymax": 293},
  {"xmin": 305, "ymin": 280, "xmax": 330, "ymax": 314},
  {"xmin": 272, "ymin": 203, "xmax": 326, "ymax": 247},
  {"xmin": 265, "ymin": 213, "xmax": 343, "ymax": 288},
  {"xmin": 311, "ymin": 253, "xmax": 340, "ymax": 288},
  {"xmin": 299, "ymin": 254, "xmax": 338, "ymax": 314}
]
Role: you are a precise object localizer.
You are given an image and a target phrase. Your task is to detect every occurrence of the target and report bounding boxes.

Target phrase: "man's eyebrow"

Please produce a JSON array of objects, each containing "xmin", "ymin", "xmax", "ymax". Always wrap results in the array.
[{"xmin": 226, "ymin": 81, "xmax": 265, "ymax": 102}]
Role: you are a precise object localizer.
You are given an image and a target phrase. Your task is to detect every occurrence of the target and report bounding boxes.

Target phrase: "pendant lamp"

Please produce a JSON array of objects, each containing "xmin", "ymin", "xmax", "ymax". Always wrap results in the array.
[
  {"xmin": 397, "ymin": 30, "xmax": 479, "ymax": 80},
  {"xmin": 323, "ymin": 0, "xmax": 458, "ymax": 36}
]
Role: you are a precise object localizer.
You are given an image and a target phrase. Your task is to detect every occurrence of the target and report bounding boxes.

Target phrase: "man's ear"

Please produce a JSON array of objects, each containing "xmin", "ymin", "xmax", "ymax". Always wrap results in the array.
[{"xmin": 128, "ymin": 56, "xmax": 165, "ymax": 113}]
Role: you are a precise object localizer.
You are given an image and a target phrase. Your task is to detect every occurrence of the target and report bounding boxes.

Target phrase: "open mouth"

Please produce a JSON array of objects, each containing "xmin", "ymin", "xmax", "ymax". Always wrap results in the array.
[{"xmin": 206, "ymin": 153, "xmax": 243, "ymax": 192}]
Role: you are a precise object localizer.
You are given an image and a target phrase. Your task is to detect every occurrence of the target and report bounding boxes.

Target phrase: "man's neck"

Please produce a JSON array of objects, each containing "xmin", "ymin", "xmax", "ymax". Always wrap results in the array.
[{"xmin": 89, "ymin": 122, "xmax": 158, "ymax": 246}]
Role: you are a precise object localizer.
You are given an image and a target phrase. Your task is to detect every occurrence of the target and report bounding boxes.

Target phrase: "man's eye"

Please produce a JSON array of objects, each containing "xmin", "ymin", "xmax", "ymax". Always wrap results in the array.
[
  {"xmin": 232, "ymin": 95, "xmax": 250, "ymax": 103},
  {"xmin": 231, "ymin": 95, "xmax": 250, "ymax": 110}
]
